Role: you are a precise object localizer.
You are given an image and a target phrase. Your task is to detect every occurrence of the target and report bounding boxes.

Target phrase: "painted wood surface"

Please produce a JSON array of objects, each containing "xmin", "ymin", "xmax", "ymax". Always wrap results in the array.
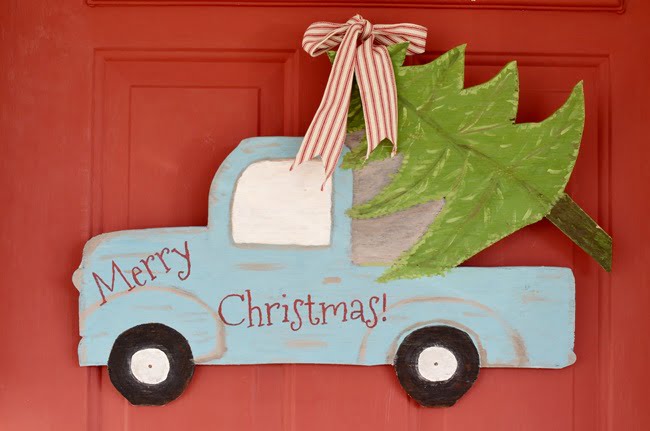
[
  {"xmin": 395, "ymin": 326, "xmax": 480, "ymax": 407},
  {"xmin": 340, "ymin": 43, "xmax": 610, "ymax": 279},
  {"xmin": 76, "ymin": 137, "xmax": 574, "ymax": 366},
  {"xmin": 76, "ymin": 137, "xmax": 575, "ymax": 405},
  {"xmin": 547, "ymin": 192, "xmax": 613, "ymax": 271},
  {"xmin": 348, "ymin": 132, "xmax": 446, "ymax": 265},
  {"xmin": 1, "ymin": 0, "xmax": 648, "ymax": 429},
  {"xmin": 232, "ymin": 159, "xmax": 333, "ymax": 246}
]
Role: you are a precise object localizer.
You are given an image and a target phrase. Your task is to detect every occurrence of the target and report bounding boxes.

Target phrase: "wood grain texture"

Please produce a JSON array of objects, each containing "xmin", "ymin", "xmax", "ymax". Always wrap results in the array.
[{"xmin": 1, "ymin": 1, "xmax": 647, "ymax": 430}]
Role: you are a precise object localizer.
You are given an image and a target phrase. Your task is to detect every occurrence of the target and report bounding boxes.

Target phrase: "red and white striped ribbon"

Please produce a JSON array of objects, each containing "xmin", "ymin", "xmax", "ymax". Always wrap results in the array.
[{"xmin": 292, "ymin": 15, "xmax": 427, "ymax": 186}]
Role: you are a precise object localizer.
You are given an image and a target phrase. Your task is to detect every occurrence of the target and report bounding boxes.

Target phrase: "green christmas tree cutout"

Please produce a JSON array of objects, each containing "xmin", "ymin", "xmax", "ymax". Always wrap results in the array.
[{"xmin": 335, "ymin": 43, "xmax": 611, "ymax": 281}]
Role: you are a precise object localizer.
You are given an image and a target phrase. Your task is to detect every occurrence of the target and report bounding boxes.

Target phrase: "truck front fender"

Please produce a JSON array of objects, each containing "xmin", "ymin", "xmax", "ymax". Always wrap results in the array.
[
  {"xmin": 358, "ymin": 296, "xmax": 529, "ymax": 368},
  {"xmin": 79, "ymin": 286, "xmax": 225, "ymax": 366}
]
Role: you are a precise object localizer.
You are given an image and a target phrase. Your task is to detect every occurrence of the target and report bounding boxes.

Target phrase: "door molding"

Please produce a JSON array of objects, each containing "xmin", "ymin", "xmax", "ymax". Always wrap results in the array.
[{"xmin": 85, "ymin": 0, "xmax": 626, "ymax": 13}]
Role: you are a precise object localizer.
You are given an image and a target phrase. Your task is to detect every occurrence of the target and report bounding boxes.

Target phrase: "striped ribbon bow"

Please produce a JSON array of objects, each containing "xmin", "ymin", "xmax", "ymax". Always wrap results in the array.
[{"xmin": 292, "ymin": 15, "xmax": 427, "ymax": 186}]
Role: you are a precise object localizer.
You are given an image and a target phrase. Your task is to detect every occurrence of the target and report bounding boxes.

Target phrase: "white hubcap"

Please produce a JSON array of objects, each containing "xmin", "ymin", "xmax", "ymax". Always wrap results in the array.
[
  {"xmin": 417, "ymin": 346, "xmax": 458, "ymax": 382},
  {"xmin": 130, "ymin": 348, "xmax": 170, "ymax": 385}
]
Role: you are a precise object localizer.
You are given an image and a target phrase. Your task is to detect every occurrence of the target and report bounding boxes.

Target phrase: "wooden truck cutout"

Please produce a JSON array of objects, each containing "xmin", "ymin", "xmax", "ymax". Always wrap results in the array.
[{"xmin": 74, "ymin": 137, "xmax": 576, "ymax": 407}]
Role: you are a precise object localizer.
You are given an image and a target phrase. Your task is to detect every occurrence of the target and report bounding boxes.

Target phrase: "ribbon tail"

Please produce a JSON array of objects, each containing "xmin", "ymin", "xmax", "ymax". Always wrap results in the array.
[
  {"xmin": 293, "ymin": 24, "xmax": 360, "ymax": 176},
  {"xmin": 355, "ymin": 42, "xmax": 399, "ymax": 160}
]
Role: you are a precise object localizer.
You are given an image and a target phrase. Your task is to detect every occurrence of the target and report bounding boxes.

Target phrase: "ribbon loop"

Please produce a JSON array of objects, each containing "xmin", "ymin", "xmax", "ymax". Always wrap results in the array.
[
  {"xmin": 293, "ymin": 15, "xmax": 427, "ymax": 186},
  {"xmin": 360, "ymin": 19, "xmax": 374, "ymax": 41}
]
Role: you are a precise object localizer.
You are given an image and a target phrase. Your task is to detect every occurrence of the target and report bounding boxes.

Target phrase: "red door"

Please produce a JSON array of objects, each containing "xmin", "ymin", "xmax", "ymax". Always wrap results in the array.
[{"xmin": 1, "ymin": 1, "xmax": 648, "ymax": 429}]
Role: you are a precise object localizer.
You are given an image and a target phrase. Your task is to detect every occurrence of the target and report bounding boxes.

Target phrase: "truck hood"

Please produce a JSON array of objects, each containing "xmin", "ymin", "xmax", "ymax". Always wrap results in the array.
[{"xmin": 73, "ymin": 226, "xmax": 207, "ymax": 291}]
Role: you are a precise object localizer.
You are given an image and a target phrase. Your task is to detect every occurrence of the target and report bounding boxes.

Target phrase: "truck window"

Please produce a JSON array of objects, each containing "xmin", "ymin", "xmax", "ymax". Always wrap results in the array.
[{"xmin": 231, "ymin": 160, "xmax": 332, "ymax": 246}]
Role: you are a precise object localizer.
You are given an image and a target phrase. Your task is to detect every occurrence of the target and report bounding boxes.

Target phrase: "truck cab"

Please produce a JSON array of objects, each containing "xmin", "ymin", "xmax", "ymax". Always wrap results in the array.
[{"xmin": 75, "ymin": 137, "xmax": 575, "ymax": 407}]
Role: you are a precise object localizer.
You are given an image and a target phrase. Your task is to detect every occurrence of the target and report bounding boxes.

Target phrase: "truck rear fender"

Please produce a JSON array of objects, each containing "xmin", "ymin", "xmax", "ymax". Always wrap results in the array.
[{"xmin": 358, "ymin": 296, "xmax": 529, "ymax": 368}]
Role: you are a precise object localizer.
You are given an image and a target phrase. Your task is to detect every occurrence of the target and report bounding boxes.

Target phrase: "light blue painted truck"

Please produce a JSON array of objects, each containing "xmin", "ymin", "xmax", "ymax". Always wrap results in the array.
[{"xmin": 74, "ymin": 137, "xmax": 575, "ymax": 407}]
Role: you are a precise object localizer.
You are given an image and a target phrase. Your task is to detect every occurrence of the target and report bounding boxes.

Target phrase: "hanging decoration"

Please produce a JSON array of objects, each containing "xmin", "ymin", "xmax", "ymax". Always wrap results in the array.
[
  {"xmin": 292, "ymin": 15, "xmax": 427, "ymax": 186},
  {"xmin": 73, "ymin": 15, "xmax": 612, "ymax": 408}
]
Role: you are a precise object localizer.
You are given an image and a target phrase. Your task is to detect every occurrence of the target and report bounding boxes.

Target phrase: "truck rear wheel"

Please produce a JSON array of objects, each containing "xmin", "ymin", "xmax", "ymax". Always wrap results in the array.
[
  {"xmin": 108, "ymin": 323, "xmax": 194, "ymax": 406},
  {"xmin": 394, "ymin": 325, "xmax": 479, "ymax": 407}
]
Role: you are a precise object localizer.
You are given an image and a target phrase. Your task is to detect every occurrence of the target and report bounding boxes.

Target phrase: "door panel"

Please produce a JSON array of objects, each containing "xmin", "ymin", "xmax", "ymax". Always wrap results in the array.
[{"xmin": 1, "ymin": 0, "xmax": 648, "ymax": 430}]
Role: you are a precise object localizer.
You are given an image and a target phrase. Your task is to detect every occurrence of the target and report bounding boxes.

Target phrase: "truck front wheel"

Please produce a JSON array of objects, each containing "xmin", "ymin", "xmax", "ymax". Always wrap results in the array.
[
  {"xmin": 108, "ymin": 323, "xmax": 194, "ymax": 406},
  {"xmin": 394, "ymin": 325, "xmax": 479, "ymax": 407}
]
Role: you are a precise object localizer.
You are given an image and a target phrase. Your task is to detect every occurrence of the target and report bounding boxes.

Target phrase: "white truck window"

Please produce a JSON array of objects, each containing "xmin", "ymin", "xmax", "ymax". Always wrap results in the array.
[{"xmin": 231, "ymin": 160, "xmax": 332, "ymax": 246}]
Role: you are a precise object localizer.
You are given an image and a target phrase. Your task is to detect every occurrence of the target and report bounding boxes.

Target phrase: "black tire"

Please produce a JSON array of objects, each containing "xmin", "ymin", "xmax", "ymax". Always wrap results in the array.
[
  {"xmin": 394, "ymin": 325, "xmax": 479, "ymax": 407},
  {"xmin": 108, "ymin": 323, "xmax": 194, "ymax": 406}
]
